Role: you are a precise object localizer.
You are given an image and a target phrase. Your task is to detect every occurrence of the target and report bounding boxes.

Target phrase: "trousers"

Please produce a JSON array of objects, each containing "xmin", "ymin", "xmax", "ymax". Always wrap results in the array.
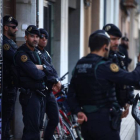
[
  {"xmin": 43, "ymin": 92, "xmax": 59, "ymax": 140},
  {"xmin": 19, "ymin": 90, "xmax": 45, "ymax": 140},
  {"xmin": 81, "ymin": 108, "xmax": 120, "ymax": 140}
]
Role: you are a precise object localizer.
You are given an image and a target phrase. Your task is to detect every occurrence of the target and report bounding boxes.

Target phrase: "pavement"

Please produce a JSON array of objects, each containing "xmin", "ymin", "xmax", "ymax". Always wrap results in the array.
[
  {"xmin": 120, "ymin": 105, "xmax": 135, "ymax": 140},
  {"xmin": 120, "ymin": 90, "xmax": 140, "ymax": 140}
]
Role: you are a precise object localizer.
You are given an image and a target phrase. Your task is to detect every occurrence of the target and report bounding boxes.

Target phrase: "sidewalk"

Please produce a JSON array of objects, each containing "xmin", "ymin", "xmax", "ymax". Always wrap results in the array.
[
  {"xmin": 120, "ymin": 90, "xmax": 140, "ymax": 140},
  {"xmin": 120, "ymin": 105, "xmax": 135, "ymax": 140}
]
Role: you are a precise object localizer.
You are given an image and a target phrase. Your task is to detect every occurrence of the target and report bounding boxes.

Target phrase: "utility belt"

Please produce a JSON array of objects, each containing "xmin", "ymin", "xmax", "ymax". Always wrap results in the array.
[
  {"xmin": 82, "ymin": 103, "xmax": 122, "ymax": 130},
  {"xmin": 20, "ymin": 87, "xmax": 47, "ymax": 97}
]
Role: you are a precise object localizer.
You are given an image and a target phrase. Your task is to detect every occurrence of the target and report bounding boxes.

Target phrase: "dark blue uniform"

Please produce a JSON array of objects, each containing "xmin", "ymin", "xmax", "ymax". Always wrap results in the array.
[
  {"xmin": 109, "ymin": 50, "xmax": 134, "ymax": 107},
  {"xmin": 67, "ymin": 53, "xmax": 140, "ymax": 140},
  {"xmin": 15, "ymin": 44, "xmax": 46, "ymax": 140},
  {"xmin": 36, "ymin": 47, "xmax": 59, "ymax": 140},
  {"xmin": 2, "ymin": 35, "xmax": 18, "ymax": 140}
]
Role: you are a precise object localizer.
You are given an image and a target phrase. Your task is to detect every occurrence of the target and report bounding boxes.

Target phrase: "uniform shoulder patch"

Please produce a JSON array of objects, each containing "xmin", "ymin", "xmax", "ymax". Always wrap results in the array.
[
  {"xmin": 3, "ymin": 44, "xmax": 10, "ymax": 50},
  {"xmin": 21, "ymin": 55, "xmax": 28, "ymax": 62},
  {"xmin": 46, "ymin": 51, "xmax": 50, "ymax": 57},
  {"xmin": 110, "ymin": 63, "xmax": 119, "ymax": 72}
]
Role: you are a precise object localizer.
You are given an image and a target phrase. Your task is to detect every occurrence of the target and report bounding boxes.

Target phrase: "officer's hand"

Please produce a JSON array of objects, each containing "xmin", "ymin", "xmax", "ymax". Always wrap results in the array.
[
  {"xmin": 52, "ymin": 81, "xmax": 61, "ymax": 92},
  {"xmin": 121, "ymin": 104, "xmax": 130, "ymax": 118},
  {"xmin": 36, "ymin": 65, "xmax": 43, "ymax": 70},
  {"xmin": 77, "ymin": 112, "xmax": 87, "ymax": 124}
]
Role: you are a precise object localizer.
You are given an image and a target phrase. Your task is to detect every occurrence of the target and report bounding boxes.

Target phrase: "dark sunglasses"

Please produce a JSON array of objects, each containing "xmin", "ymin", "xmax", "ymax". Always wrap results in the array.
[
  {"xmin": 7, "ymin": 25, "xmax": 17, "ymax": 29},
  {"xmin": 40, "ymin": 34, "xmax": 48, "ymax": 39}
]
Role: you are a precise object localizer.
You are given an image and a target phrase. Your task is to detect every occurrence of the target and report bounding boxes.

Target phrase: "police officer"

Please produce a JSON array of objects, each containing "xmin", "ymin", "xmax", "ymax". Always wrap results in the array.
[
  {"xmin": 119, "ymin": 37, "xmax": 132, "ymax": 70},
  {"xmin": 14, "ymin": 25, "xmax": 60, "ymax": 140},
  {"xmin": 103, "ymin": 24, "xmax": 133, "ymax": 119},
  {"xmin": 67, "ymin": 30, "xmax": 140, "ymax": 140},
  {"xmin": 2, "ymin": 15, "xmax": 18, "ymax": 140},
  {"xmin": 36, "ymin": 28, "xmax": 59, "ymax": 140}
]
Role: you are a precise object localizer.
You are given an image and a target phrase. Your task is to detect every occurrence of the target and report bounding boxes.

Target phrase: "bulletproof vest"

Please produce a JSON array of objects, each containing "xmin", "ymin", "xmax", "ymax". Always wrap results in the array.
[
  {"xmin": 15, "ymin": 44, "xmax": 45, "ymax": 90},
  {"xmin": 3, "ymin": 35, "xmax": 18, "ymax": 86},
  {"xmin": 73, "ymin": 54, "xmax": 117, "ymax": 106}
]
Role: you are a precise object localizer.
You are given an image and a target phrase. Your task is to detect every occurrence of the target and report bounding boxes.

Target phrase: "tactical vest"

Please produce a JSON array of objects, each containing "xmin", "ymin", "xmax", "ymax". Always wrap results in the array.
[
  {"xmin": 73, "ymin": 54, "xmax": 117, "ymax": 106},
  {"xmin": 14, "ymin": 44, "xmax": 45, "ymax": 90}
]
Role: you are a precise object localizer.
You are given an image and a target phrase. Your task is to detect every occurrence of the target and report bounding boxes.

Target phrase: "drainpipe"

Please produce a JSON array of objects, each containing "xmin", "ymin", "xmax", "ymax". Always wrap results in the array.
[
  {"xmin": 36, "ymin": 0, "xmax": 39, "ymax": 27},
  {"xmin": 0, "ymin": 0, "xmax": 3, "ymax": 137}
]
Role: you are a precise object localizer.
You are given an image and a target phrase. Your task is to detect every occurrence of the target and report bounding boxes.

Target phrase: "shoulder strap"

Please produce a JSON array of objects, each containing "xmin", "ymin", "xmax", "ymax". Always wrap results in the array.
[
  {"xmin": 95, "ymin": 60, "xmax": 106, "ymax": 72},
  {"xmin": 94, "ymin": 60, "xmax": 106, "ymax": 86},
  {"xmin": 45, "ymin": 50, "xmax": 51, "ymax": 58}
]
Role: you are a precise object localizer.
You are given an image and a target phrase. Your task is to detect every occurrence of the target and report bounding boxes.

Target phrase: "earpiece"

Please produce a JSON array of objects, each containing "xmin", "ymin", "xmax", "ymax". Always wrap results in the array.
[{"xmin": 105, "ymin": 48, "xmax": 108, "ymax": 51}]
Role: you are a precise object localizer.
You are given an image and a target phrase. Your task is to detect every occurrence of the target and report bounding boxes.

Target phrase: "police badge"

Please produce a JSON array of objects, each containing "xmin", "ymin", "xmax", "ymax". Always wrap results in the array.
[
  {"xmin": 28, "ymin": 27, "xmax": 32, "ymax": 32},
  {"xmin": 105, "ymin": 25, "xmax": 111, "ymax": 31},
  {"xmin": 8, "ymin": 16, "xmax": 13, "ymax": 22}
]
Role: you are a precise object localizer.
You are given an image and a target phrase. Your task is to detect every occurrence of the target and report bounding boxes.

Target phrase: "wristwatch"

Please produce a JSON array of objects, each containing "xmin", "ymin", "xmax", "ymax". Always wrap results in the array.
[{"xmin": 43, "ymin": 64, "xmax": 47, "ymax": 70}]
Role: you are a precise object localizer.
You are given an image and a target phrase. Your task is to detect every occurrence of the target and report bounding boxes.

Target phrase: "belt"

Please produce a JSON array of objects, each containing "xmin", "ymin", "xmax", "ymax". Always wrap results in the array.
[
  {"xmin": 82, "ymin": 105, "xmax": 106, "ymax": 113},
  {"xmin": 20, "ymin": 87, "xmax": 46, "ymax": 97}
]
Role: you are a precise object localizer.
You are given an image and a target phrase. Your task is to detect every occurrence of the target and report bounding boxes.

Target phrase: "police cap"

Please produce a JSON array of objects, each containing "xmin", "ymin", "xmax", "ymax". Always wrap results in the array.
[
  {"xmin": 102, "ymin": 24, "xmax": 122, "ymax": 38},
  {"xmin": 39, "ymin": 28, "xmax": 49, "ymax": 39},
  {"xmin": 122, "ymin": 36, "xmax": 129, "ymax": 41},
  {"xmin": 25, "ymin": 25, "xmax": 40, "ymax": 36},
  {"xmin": 3, "ymin": 15, "xmax": 18, "ymax": 26}
]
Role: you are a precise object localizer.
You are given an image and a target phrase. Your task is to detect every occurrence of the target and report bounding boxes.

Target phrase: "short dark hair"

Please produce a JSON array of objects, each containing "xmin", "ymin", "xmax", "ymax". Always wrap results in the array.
[{"xmin": 89, "ymin": 34, "xmax": 110, "ymax": 52}]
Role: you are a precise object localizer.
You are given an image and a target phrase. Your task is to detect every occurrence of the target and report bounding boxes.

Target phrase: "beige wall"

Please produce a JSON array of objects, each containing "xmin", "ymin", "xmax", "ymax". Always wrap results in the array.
[
  {"xmin": 84, "ymin": 0, "xmax": 100, "ymax": 56},
  {"xmin": 84, "ymin": 5, "xmax": 91, "ymax": 56},
  {"xmin": 91, "ymin": 0, "xmax": 100, "ymax": 32}
]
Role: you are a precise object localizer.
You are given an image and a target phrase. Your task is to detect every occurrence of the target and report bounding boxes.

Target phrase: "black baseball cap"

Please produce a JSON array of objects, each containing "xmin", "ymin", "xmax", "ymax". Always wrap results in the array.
[
  {"xmin": 39, "ymin": 28, "xmax": 49, "ymax": 39},
  {"xmin": 3, "ymin": 15, "xmax": 18, "ymax": 26},
  {"xmin": 122, "ymin": 37, "xmax": 129, "ymax": 41},
  {"xmin": 25, "ymin": 25, "xmax": 40, "ymax": 36},
  {"xmin": 103, "ymin": 24, "xmax": 122, "ymax": 38}
]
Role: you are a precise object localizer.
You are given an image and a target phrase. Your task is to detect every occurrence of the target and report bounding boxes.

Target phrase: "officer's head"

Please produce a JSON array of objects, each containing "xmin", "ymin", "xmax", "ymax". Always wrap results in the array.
[
  {"xmin": 25, "ymin": 25, "xmax": 40, "ymax": 48},
  {"xmin": 89, "ymin": 30, "xmax": 110, "ymax": 58},
  {"xmin": 38, "ymin": 28, "xmax": 49, "ymax": 50},
  {"xmin": 3, "ymin": 15, "xmax": 18, "ymax": 37},
  {"xmin": 121, "ymin": 36, "xmax": 129, "ymax": 46},
  {"xmin": 103, "ymin": 24, "xmax": 122, "ymax": 51}
]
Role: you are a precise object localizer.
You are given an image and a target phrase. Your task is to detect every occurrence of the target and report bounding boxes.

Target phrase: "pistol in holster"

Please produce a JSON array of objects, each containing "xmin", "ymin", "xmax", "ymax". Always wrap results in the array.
[{"xmin": 109, "ymin": 106, "xmax": 122, "ymax": 130}]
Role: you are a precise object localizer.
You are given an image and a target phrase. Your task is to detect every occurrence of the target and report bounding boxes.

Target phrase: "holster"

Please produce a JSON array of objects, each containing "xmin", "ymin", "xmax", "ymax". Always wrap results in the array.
[{"xmin": 109, "ymin": 106, "xmax": 122, "ymax": 130}]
